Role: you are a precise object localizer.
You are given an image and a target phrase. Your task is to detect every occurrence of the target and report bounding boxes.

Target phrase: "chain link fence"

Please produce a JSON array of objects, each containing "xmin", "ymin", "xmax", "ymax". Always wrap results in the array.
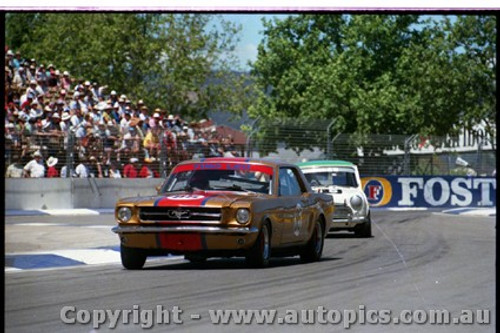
[
  {"xmin": 246, "ymin": 119, "xmax": 496, "ymax": 176},
  {"xmin": 5, "ymin": 118, "xmax": 496, "ymax": 177}
]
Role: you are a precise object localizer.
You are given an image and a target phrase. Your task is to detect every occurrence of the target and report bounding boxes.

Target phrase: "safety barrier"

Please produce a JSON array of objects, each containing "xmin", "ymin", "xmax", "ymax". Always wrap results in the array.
[
  {"xmin": 361, "ymin": 176, "xmax": 496, "ymax": 208},
  {"xmin": 5, "ymin": 179, "xmax": 162, "ymax": 210},
  {"xmin": 5, "ymin": 176, "xmax": 496, "ymax": 211}
]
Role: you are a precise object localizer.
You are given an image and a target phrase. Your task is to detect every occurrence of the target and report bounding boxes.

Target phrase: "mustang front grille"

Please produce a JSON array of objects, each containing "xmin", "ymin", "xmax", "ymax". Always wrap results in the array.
[{"xmin": 139, "ymin": 207, "xmax": 222, "ymax": 222}]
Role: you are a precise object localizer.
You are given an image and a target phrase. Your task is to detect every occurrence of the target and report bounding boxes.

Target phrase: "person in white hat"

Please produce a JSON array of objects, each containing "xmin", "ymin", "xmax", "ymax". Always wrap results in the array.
[
  {"xmin": 61, "ymin": 71, "xmax": 71, "ymax": 90},
  {"xmin": 23, "ymin": 150, "xmax": 45, "ymax": 178},
  {"xmin": 46, "ymin": 156, "xmax": 59, "ymax": 177},
  {"xmin": 26, "ymin": 79, "xmax": 38, "ymax": 97}
]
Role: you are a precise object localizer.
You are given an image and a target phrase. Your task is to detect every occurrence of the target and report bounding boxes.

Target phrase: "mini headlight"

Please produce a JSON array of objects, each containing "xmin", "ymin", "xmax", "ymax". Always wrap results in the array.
[
  {"xmin": 117, "ymin": 207, "xmax": 132, "ymax": 222},
  {"xmin": 236, "ymin": 208, "xmax": 250, "ymax": 224},
  {"xmin": 350, "ymin": 195, "xmax": 364, "ymax": 211}
]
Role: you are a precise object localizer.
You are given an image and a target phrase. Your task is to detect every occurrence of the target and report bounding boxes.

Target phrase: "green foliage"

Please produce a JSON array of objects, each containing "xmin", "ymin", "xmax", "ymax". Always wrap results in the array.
[
  {"xmin": 249, "ymin": 14, "xmax": 496, "ymax": 153},
  {"xmin": 5, "ymin": 13, "xmax": 252, "ymax": 121}
]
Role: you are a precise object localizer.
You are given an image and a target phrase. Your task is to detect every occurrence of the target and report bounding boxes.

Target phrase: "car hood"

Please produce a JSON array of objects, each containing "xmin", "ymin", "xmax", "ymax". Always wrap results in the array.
[{"xmin": 117, "ymin": 190, "xmax": 266, "ymax": 208}]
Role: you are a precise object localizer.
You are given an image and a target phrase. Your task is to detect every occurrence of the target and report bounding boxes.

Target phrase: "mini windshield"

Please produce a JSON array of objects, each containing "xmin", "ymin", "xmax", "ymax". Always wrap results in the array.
[
  {"xmin": 163, "ymin": 168, "xmax": 273, "ymax": 194},
  {"xmin": 304, "ymin": 171, "xmax": 358, "ymax": 187}
]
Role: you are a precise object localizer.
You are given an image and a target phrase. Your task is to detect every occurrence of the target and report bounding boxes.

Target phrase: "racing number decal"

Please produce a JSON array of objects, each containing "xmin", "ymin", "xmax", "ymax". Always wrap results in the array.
[
  {"xmin": 293, "ymin": 203, "xmax": 303, "ymax": 236},
  {"xmin": 168, "ymin": 195, "xmax": 205, "ymax": 200},
  {"xmin": 155, "ymin": 194, "xmax": 214, "ymax": 207}
]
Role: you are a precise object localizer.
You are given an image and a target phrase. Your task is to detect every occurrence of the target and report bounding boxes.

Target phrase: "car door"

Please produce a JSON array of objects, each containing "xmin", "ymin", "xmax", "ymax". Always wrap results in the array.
[{"xmin": 278, "ymin": 167, "xmax": 313, "ymax": 245}]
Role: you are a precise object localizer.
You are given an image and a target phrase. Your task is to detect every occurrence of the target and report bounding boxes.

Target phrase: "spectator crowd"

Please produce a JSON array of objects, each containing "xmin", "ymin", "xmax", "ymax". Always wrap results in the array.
[{"xmin": 4, "ymin": 47, "xmax": 244, "ymax": 178}]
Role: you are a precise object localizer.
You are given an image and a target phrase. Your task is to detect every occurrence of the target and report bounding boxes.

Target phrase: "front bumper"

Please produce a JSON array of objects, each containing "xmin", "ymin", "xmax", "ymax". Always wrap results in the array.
[
  {"xmin": 112, "ymin": 225, "xmax": 259, "ymax": 251},
  {"xmin": 330, "ymin": 203, "xmax": 369, "ymax": 230},
  {"xmin": 330, "ymin": 216, "xmax": 369, "ymax": 229}
]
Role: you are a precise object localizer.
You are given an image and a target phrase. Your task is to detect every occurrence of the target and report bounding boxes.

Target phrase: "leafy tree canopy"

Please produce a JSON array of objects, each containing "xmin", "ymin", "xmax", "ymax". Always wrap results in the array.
[{"xmin": 249, "ymin": 15, "xmax": 496, "ymax": 140}]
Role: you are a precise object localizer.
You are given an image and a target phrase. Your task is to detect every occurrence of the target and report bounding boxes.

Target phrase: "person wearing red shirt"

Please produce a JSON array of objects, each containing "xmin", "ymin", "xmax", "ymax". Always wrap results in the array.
[
  {"xmin": 46, "ymin": 156, "xmax": 59, "ymax": 178},
  {"xmin": 123, "ymin": 157, "xmax": 139, "ymax": 178},
  {"xmin": 139, "ymin": 157, "xmax": 159, "ymax": 178}
]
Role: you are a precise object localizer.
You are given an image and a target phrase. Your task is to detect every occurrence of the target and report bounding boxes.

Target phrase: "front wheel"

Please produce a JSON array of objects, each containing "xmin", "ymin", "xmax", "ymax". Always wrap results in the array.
[
  {"xmin": 300, "ymin": 219, "xmax": 324, "ymax": 263},
  {"xmin": 185, "ymin": 254, "xmax": 207, "ymax": 264},
  {"xmin": 246, "ymin": 222, "xmax": 271, "ymax": 268},
  {"xmin": 120, "ymin": 245, "xmax": 147, "ymax": 270},
  {"xmin": 354, "ymin": 214, "xmax": 372, "ymax": 238}
]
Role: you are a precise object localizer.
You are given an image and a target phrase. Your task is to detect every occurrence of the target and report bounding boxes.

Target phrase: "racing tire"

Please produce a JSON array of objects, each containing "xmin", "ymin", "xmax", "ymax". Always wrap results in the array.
[
  {"xmin": 246, "ymin": 222, "xmax": 271, "ymax": 268},
  {"xmin": 185, "ymin": 254, "xmax": 207, "ymax": 264},
  {"xmin": 300, "ymin": 219, "xmax": 325, "ymax": 263},
  {"xmin": 354, "ymin": 214, "xmax": 373, "ymax": 238},
  {"xmin": 120, "ymin": 245, "xmax": 147, "ymax": 270}
]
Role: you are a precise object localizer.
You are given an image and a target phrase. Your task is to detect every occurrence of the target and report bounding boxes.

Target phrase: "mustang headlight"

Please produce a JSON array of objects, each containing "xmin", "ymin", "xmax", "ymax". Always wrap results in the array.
[
  {"xmin": 236, "ymin": 208, "xmax": 250, "ymax": 224},
  {"xmin": 117, "ymin": 207, "xmax": 132, "ymax": 222},
  {"xmin": 350, "ymin": 195, "xmax": 364, "ymax": 212}
]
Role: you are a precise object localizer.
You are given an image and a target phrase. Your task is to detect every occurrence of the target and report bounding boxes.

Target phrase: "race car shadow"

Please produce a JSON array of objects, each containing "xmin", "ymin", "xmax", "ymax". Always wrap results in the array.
[
  {"xmin": 326, "ymin": 233, "xmax": 363, "ymax": 239},
  {"xmin": 143, "ymin": 256, "xmax": 341, "ymax": 271}
]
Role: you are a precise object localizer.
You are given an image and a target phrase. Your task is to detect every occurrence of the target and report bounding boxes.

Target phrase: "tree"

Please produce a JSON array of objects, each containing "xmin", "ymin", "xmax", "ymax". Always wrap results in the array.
[
  {"xmin": 248, "ymin": 14, "xmax": 496, "ymax": 153},
  {"xmin": 5, "ymin": 13, "xmax": 252, "ymax": 120}
]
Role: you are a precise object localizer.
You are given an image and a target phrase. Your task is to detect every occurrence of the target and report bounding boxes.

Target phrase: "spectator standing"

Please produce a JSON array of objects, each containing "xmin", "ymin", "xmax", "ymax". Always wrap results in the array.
[
  {"xmin": 70, "ymin": 91, "xmax": 87, "ymax": 113},
  {"xmin": 12, "ymin": 51, "xmax": 22, "ymax": 70},
  {"xmin": 60, "ymin": 164, "xmax": 77, "ymax": 178},
  {"xmin": 5, "ymin": 154, "xmax": 25, "ymax": 178},
  {"xmin": 23, "ymin": 150, "xmax": 45, "ymax": 178},
  {"xmin": 75, "ymin": 157, "xmax": 89, "ymax": 178},
  {"xmin": 60, "ymin": 111, "xmax": 72, "ymax": 132},
  {"xmin": 26, "ymin": 64, "xmax": 36, "ymax": 82},
  {"xmin": 118, "ymin": 125, "xmax": 141, "ymax": 159},
  {"xmin": 61, "ymin": 71, "xmax": 72, "ymax": 90},
  {"xmin": 6, "ymin": 49, "xmax": 15, "ymax": 68},
  {"xmin": 143, "ymin": 126, "xmax": 160, "ymax": 158},
  {"xmin": 139, "ymin": 157, "xmax": 159, "ymax": 178},
  {"xmin": 123, "ymin": 157, "xmax": 139, "ymax": 178},
  {"xmin": 87, "ymin": 156, "xmax": 104, "ymax": 178},
  {"xmin": 149, "ymin": 112, "xmax": 162, "ymax": 129},
  {"xmin": 47, "ymin": 67, "xmax": 60, "ymax": 88},
  {"xmin": 12, "ymin": 67, "xmax": 25, "ymax": 89},
  {"xmin": 46, "ymin": 156, "xmax": 59, "ymax": 178},
  {"xmin": 108, "ymin": 162, "xmax": 122, "ymax": 178}
]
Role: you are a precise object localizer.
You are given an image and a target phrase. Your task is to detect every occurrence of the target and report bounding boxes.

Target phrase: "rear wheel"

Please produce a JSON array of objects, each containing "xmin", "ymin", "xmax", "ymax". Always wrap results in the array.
[
  {"xmin": 246, "ymin": 222, "xmax": 271, "ymax": 268},
  {"xmin": 300, "ymin": 219, "xmax": 324, "ymax": 263},
  {"xmin": 120, "ymin": 245, "xmax": 147, "ymax": 270}
]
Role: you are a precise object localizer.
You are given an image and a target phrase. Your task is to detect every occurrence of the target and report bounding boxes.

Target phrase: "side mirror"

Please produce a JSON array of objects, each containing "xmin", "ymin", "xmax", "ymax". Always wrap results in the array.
[{"xmin": 156, "ymin": 184, "xmax": 162, "ymax": 194}]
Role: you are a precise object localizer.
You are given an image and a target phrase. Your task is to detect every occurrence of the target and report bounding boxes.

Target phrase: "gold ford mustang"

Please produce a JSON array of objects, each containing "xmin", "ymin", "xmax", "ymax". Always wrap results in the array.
[{"xmin": 112, "ymin": 157, "xmax": 334, "ymax": 269}]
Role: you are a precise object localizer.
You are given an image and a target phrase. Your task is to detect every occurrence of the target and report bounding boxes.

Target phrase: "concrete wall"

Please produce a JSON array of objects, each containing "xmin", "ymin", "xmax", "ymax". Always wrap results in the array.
[{"xmin": 5, "ymin": 179, "xmax": 163, "ymax": 210}]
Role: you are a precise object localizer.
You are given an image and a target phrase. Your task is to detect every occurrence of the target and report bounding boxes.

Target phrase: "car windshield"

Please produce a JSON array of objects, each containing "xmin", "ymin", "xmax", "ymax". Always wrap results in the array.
[
  {"xmin": 163, "ymin": 168, "xmax": 273, "ymax": 194},
  {"xmin": 304, "ymin": 171, "xmax": 358, "ymax": 187}
]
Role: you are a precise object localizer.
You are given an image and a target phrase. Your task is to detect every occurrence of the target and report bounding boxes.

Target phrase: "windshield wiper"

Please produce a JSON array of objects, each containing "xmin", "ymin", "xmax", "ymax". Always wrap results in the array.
[{"xmin": 215, "ymin": 184, "xmax": 254, "ymax": 192}]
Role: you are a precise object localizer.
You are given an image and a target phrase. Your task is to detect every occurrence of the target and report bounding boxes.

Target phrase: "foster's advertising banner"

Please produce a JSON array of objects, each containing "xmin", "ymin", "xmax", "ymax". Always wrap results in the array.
[{"xmin": 361, "ymin": 176, "xmax": 496, "ymax": 208}]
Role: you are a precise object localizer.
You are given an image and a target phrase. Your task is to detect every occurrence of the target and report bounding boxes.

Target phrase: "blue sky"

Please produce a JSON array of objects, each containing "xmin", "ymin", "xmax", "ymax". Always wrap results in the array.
[{"xmin": 218, "ymin": 14, "xmax": 291, "ymax": 70}]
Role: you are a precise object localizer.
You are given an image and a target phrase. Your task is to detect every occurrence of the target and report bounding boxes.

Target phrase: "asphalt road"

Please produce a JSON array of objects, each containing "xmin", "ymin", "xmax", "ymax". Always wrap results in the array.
[{"xmin": 5, "ymin": 211, "xmax": 496, "ymax": 333}]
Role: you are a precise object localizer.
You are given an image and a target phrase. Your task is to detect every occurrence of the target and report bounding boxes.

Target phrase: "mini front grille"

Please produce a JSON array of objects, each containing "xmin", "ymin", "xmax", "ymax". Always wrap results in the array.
[
  {"xmin": 139, "ymin": 207, "xmax": 222, "ymax": 222},
  {"xmin": 333, "ymin": 205, "xmax": 352, "ymax": 219}
]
